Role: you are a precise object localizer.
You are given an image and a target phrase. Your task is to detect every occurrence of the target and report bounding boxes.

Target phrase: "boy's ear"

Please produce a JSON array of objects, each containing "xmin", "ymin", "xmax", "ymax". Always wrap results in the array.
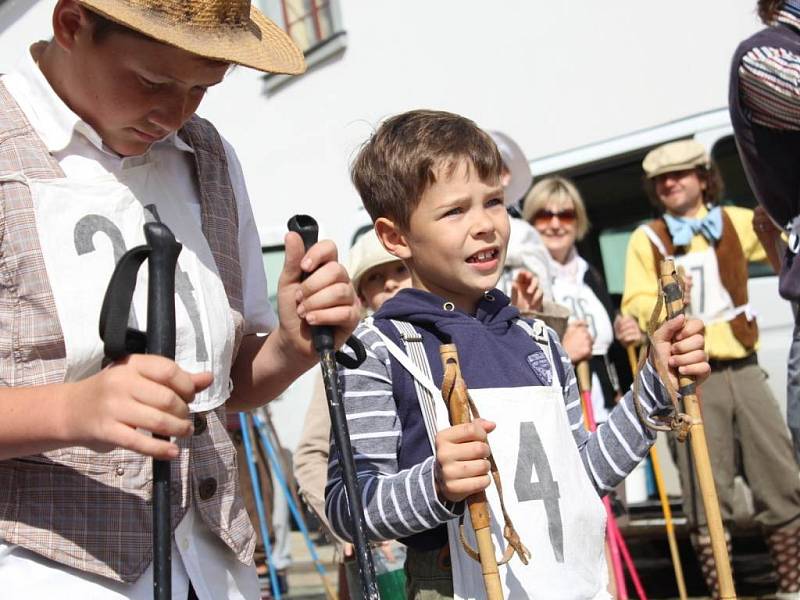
[
  {"xmin": 374, "ymin": 217, "xmax": 412, "ymax": 260},
  {"xmin": 53, "ymin": 1, "xmax": 93, "ymax": 51}
]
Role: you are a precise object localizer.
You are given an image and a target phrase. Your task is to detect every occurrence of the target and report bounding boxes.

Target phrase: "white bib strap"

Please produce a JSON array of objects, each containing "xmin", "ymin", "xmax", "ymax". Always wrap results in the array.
[
  {"xmin": 362, "ymin": 319, "xmax": 440, "ymax": 450},
  {"xmin": 513, "ymin": 317, "xmax": 560, "ymax": 386},
  {"xmin": 641, "ymin": 224, "xmax": 671, "ymax": 258}
]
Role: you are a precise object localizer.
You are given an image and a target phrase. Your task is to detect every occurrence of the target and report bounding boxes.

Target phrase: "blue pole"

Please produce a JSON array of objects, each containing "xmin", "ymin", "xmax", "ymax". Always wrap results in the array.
[
  {"xmin": 252, "ymin": 412, "xmax": 335, "ymax": 597},
  {"xmin": 239, "ymin": 412, "xmax": 282, "ymax": 600}
]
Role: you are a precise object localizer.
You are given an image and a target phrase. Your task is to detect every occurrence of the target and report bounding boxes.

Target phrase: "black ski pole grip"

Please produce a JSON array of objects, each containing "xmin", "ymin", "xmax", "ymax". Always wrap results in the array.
[
  {"xmin": 287, "ymin": 215, "xmax": 336, "ymax": 354},
  {"xmin": 144, "ymin": 223, "xmax": 182, "ymax": 360}
]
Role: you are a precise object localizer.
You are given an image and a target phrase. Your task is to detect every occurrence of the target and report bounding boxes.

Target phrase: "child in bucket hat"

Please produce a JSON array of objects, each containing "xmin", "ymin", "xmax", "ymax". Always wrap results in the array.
[{"xmin": 0, "ymin": 1, "xmax": 359, "ymax": 598}]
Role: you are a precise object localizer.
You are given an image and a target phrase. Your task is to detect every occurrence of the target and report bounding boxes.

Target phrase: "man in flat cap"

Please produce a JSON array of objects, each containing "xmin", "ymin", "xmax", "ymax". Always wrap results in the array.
[
  {"xmin": 621, "ymin": 139, "xmax": 800, "ymax": 599},
  {"xmin": 0, "ymin": 1, "xmax": 360, "ymax": 598}
]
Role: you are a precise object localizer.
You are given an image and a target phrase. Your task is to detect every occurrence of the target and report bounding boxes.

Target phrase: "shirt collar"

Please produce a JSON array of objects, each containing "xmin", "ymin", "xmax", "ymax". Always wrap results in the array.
[
  {"xmin": 3, "ymin": 43, "xmax": 194, "ymax": 157},
  {"xmin": 778, "ymin": 1, "xmax": 800, "ymax": 31}
]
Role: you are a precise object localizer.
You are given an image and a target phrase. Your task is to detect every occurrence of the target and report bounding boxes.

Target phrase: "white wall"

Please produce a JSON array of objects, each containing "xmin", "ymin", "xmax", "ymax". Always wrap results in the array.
[{"xmin": 199, "ymin": 0, "xmax": 762, "ymax": 249}]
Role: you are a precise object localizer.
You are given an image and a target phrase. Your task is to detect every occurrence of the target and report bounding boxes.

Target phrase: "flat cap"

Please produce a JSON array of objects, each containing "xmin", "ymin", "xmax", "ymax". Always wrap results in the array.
[{"xmin": 642, "ymin": 139, "xmax": 709, "ymax": 179}]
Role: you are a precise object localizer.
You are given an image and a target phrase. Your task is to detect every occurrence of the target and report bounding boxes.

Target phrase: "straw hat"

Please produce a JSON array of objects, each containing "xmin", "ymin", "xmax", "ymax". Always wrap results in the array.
[
  {"xmin": 642, "ymin": 139, "xmax": 709, "ymax": 179},
  {"xmin": 77, "ymin": 0, "xmax": 306, "ymax": 75},
  {"xmin": 347, "ymin": 230, "xmax": 401, "ymax": 293},
  {"xmin": 488, "ymin": 130, "xmax": 533, "ymax": 207}
]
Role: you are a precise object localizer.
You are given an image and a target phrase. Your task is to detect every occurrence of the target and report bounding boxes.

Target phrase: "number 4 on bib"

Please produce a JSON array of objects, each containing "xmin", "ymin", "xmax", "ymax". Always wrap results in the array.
[{"xmin": 514, "ymin": 421, "xmax": 564, "ymax": 562}]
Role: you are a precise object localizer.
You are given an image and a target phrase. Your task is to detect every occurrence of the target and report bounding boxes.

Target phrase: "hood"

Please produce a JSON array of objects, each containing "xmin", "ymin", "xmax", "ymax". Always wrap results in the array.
[{"xmin": 373, "ymin": 287, "xmax": 521, "ymax": 342}]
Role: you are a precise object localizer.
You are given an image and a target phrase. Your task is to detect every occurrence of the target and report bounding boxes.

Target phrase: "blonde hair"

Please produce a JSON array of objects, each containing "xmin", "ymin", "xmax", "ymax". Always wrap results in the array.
[{"xmin": 522, "ymin": 176, "xmax": 590, "ymax": 241}]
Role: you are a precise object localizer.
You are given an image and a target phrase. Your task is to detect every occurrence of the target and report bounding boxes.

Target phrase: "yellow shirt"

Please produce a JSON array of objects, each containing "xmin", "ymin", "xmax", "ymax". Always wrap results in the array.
[{"xmin": 621, "ymin": 205, "xmax": 767, "ymax": 360}]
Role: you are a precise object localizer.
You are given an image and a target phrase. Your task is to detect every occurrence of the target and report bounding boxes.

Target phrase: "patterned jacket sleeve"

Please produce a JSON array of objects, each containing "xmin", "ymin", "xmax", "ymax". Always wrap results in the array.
[
  {"xmin": 551, "ymin": 331, "xmax": 672, "ymax": 494},
  {"xmin": 324, "ymin": 323, "xmax": 460, "ymax": 542},
  {"xmin": 739, "ymin": 46, "xmax": 800, "ymax": 130}
]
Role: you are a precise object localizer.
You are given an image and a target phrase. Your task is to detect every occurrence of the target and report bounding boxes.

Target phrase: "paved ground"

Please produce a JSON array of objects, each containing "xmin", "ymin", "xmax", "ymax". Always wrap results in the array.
[{"xmin": 267, "ymin": 512, "xmax": 780, "ymax": 599}]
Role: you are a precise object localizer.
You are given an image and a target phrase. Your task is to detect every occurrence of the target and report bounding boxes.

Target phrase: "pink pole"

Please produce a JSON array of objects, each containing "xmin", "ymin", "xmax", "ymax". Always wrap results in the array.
[{"xmin": 612, "ymin": 517, "xmax": 648, "ymax": 600}]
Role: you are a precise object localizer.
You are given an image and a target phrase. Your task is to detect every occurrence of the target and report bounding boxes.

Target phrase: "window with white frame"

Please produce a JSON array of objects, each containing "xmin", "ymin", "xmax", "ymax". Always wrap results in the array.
[{"xmin": 259, "ymin": 0, "xmax": 345, "ymax": 56}]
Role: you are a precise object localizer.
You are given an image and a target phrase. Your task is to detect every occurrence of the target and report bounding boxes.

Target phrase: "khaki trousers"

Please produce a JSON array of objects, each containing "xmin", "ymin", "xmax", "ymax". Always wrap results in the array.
[{"xmin": 670, "ymin": 361, "xmax": 800, "ymax": 531}]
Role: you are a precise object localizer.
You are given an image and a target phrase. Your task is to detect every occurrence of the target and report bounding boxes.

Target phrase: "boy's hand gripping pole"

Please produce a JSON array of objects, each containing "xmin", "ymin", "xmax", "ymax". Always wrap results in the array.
[
  {"xmin": 440, "ymin": 344, "xmax": 503, "ymax": 600},
  {"xmin": 98, "ymin": 222, "xmax": 181, "ymax": 600},
  {"xmin": 286, "ymin": 215, "xmax": 378, "ymax": 600},
  {"xmin": 659, "ymin": 259, "xmax": 737, "ymax": 600},
  {"xmin": 439, "ymin": 344, "xmax": 531, "ymax": 600}
]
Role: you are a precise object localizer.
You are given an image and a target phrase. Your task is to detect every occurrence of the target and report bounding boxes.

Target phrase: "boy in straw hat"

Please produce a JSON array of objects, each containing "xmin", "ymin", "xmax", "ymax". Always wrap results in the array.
[
  {"xmin": 621, "ymin": 139, "xmax": 800, "ymax": 599},
  {"xmin": 0, "ymin": 1, "xmax": 359, "ymax": 598}
]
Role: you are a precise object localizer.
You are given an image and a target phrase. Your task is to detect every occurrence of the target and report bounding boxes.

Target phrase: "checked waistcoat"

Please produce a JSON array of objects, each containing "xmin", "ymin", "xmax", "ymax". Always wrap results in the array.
[{"xmin": 0, "ymin": 81, "xmax": 255, "ymax": 583}]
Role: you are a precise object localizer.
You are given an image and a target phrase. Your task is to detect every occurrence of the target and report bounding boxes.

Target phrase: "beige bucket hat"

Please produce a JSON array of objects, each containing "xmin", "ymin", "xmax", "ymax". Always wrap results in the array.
[
  {"xmin": 642, "ymin": 139, "xmax": 709, "ymax": 179},
  {"xmin": 77, "ymin": 0, "xmax": 306, "ymax": 75},
  {"xmin": 347, "ymin": 230, "xmax": 402, "ymax": 293}
]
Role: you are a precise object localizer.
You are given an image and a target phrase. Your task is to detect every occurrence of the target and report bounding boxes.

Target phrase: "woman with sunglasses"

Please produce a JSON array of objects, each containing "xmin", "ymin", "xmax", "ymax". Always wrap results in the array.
[{"xmin": 522, "ymin": 176, "xmax": 640, "ymax": 422}]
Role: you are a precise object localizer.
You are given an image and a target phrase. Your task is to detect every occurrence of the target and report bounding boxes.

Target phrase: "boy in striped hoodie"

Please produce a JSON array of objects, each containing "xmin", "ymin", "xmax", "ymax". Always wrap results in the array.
[{"xmin": 326, "ymin": 110, "xmax": 709, "ymax": 600}]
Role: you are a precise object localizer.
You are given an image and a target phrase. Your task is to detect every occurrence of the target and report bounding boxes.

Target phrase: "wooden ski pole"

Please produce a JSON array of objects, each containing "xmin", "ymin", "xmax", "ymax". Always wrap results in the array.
[
  {"xmin": 576, "ymin": 361, "xmax": 628, "ymax": 600},
  {"xmin": 626, "ymin": 345, "xmax": 688, "ymax": 600},
  {"xmin": 659, "ymin": 259, "xmax": 736, "ymax": 599},
  {"xmin": 440, "ymin": 344, "xmax": 504, "ymax": 600}
]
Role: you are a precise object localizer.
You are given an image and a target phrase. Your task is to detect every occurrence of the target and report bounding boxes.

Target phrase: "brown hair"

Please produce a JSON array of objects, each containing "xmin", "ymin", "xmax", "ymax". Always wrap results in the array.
[
  {"xmin": 523, "ymin": 176, "xmax": 591, "ymax": 240},
  {"xmin": 351, "ymin": 109, "xmax": 503, "ymax": 230},
  {"xmin": 83, "ymin": 7, "xmax": 151, "ymax": 43},
  {"xmin": 642, "ymin": 163, "xmax": 725, "ymax": 209},
  {"xmin": 758, "ymin": 0, "xmax": 784, "ymax": 24}
]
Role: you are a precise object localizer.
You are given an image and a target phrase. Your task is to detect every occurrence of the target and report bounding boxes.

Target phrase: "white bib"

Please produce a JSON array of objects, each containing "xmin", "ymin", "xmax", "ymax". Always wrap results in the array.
[
  {"xmin": 551, "ymin": 263, "xmax": 615, "ymax": 422},
  {"xmin": 373, "ymin": 322, "xmax": 610, "ymax": 599},
  {"xmin": 674, "ymin": 248, "xmax": 735, "ymax": 324},
  {"xmin": 4, "ymin": 166, "xmax": 235, "ymax": 412},
  {"xmin": 640, "ymin": 224, "xmax": 754, "ymax": 327}
]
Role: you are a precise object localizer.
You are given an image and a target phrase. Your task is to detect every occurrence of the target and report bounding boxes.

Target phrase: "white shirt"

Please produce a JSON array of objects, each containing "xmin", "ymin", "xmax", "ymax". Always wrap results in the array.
[{"xmin": 0, "ymin": 48, "xmax": 274, "ymax": 599}]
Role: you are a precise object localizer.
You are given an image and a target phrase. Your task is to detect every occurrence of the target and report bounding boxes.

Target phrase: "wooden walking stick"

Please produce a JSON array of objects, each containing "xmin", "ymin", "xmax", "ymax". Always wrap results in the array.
[
  {"xmin": 440, "ymin": 344, "xmax": 531, "ymax": 600},
  {"xmin": 626, "ymin": 345, "xmax": 688, "ymax": 600},
  {"xmin": 659, "ymin": 259, "xmax": 737, "ymax": 599},
  {"xmin": 441, "ymin": 343, "xmax": 503, "ymax": 599}
]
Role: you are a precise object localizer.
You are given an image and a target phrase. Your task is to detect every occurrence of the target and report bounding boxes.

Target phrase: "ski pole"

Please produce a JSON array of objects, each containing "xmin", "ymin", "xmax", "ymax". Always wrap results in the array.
[
  {"xmin": 627, "ymin": 345, "xmax": 688, "ymax": 600},
  {"xmin": 252, "ymin": 412, "xmax": 337, "ymax": 600},
  {"xmin": 144, "ymin": 223, "xmax": 182, "ymax": 600},
  {"xmin": 240, "ymin": 412, "xmax": 282, "ymax": 600},
  {"xmin": 287, "ymin": 214, "xmax": 379, "ymax": 600},
  {"xmin": 659, "ymin": 259, "xmax": 736, "ymax": 599}
]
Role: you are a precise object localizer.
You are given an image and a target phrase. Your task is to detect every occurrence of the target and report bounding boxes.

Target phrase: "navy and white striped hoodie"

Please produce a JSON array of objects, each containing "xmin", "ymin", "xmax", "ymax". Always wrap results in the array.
[{"xmin": 325, "ymin": 288, "xmax": 670, "ymax": 550}]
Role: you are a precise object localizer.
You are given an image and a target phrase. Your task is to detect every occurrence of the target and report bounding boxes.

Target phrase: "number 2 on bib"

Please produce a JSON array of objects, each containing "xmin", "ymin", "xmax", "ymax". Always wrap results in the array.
[{"xmin": 513, "ymin": 421, "xmax": 564, "ymax": 562}]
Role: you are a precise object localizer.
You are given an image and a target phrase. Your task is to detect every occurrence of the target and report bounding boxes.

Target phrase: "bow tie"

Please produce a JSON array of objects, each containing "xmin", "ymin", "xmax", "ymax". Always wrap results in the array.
[{"xmin": 663, "ymin": 207, "xmax": 723, "ymax": 246}]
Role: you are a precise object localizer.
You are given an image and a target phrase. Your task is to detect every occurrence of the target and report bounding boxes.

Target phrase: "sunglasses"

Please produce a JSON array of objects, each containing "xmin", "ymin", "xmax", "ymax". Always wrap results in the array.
[{"xmin": 532, "ymin": 208, "xmax": 577, "ymax": 226}]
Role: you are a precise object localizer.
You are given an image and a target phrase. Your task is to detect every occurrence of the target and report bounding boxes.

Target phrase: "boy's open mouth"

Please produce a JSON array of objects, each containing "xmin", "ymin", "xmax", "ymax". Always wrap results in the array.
[{"xmin": 466, "ymin": 248, "xmax": 499, "ymax": 264}]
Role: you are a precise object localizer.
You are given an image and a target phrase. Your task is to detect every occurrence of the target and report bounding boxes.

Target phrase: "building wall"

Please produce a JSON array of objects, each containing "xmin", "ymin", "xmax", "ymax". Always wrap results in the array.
[
  {"xmin": 0, "ymin": 1, "xmax": 770, "ymax": 454},
  {"xmin": 1, "ymin": 0, "xmax": 763, "ymax": 248}
]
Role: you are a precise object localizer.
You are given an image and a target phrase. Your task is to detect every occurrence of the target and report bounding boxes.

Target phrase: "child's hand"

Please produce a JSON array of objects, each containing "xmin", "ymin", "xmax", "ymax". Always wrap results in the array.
[
  {"xmin": 562, "ymin": 321, "xmax": 593, "ymax": 363},
  {"xmin": 614, "ymin": 314, "xmax": 643, "ymax": 347},
  {"xmin": 59, "ymin": 355, "xmax": 212, "ymax": 460},
  {"xmin": 274, "ymin": 232, "xmax": 361, "ymax": 364},
  {"xmin": 510, "ymin": 270, "xmax": 544, "ymax": 312},
  {"xmin": 649, "ymin": 315, "xmax": 710, "ymax": 389},
  {"xmin": 434, "ymin": 418, "xmax": 496, "ymax": 503}
]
